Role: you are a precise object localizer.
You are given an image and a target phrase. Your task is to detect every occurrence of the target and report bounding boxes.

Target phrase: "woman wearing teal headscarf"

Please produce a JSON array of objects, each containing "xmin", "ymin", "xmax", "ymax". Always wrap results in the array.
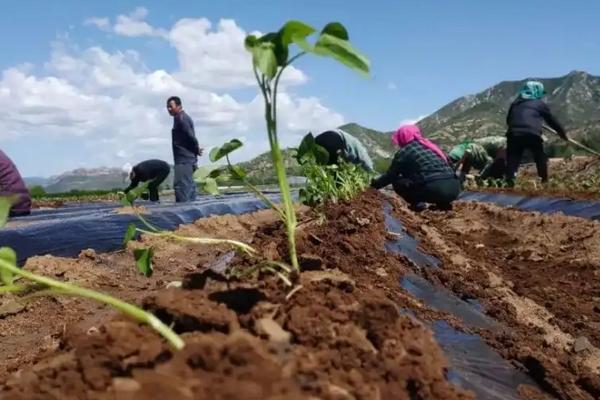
[{"xmin": 505, "ymin": 80, "xmax": 567, "ymax": 184}]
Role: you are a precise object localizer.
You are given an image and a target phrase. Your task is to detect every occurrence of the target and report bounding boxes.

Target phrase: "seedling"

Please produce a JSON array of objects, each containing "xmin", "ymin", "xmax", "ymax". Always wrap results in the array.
[
  {"xmin": 211, "ymin": 20, "xmax": 369, "ymax": 273},
  {"xmin": 0, "ymin": 197, "xmax": 184, "ymax": 350}
]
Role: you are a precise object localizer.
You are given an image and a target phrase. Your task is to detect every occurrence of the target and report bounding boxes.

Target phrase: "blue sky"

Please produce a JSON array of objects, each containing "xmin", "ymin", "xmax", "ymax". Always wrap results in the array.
[{"xmin": 1, "ymin": 0, "xmax": 599, "ymax": 177}]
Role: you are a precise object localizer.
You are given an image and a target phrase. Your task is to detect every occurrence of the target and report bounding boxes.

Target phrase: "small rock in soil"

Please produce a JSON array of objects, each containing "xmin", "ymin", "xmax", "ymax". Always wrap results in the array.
[
  {"xmin": 375, "ymin": 267, "xmax": 388, "ymax": 277},
  {"xmin": 0, "ymin": 300, "xmax": 25, "ymax": 317},
  {"xmin": 263, "ymin": 241, "xmax": 280, "ymax": 261},
  {"xmin": 574, "ymin": 336, "xmax": 593, "ymax": 353},
  {"xmin": 299, "ymin": 253, "xmax": 324, "ymax": 270},
  {"xmin": 112, "ymin": 377, "xmax": 141, "ymax": 393},
  {"xmin": 78, "ymin": 248, "xmax": 97, "ymax": 260},
  {"xmin": 255, "ymin": 318, "xmax": 291, "ymax": 345}
]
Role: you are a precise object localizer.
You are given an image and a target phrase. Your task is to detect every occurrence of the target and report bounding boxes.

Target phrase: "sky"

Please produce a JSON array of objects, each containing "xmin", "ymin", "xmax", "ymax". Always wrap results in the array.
[{"xmin": 1, "ymin": 0, "xmax": 600, "ymax": 177}]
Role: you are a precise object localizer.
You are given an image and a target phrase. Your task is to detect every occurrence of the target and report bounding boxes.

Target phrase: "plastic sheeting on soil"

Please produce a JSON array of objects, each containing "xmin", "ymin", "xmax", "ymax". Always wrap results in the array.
[
  {"xmin": 1, "ymin": 193, "xmax": 281, "ymax": 265},
  {"xmin": 460, "ymin": 191, "xmax": 600, "ymax": 220},
  {"xmin": 383, "ymin": 201, "xmax": 541, "ymax": 399}
]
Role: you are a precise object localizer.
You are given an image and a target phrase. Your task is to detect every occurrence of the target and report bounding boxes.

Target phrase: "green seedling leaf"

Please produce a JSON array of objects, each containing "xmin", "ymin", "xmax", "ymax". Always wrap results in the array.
[
  {"xmin": 0, "ymin": 247, "xmax": 17, "ymax": 285},
  {"xmin": 259, "ymin": 32, "xmax": 289, "ymax": 66},
  {"xmin": 297, "ymin": 133, "xmax": 316, "ymax": 163},
  {"xmin": 123, "ymin": 223, "xmax": 137, "ymax": 247},
  {"xmin": 199, "ymin": 178, "xmax": 219, "ymax": 195},
  {"xmin": 313, "ymin": 143, "xmax": 330, "ymax": 165},
  {"xmin": 314, "ymin": 33, "xmax": 370, "ymax": 75},
  {"xmin": 321, "ymin": 22, "xmax": 349, "ymax": 40},
  {"xmin": 279, "ymin": 20, "xmax": 316, "ymax": 46},
  {"xmin": 209, "ymin": 139, "xmax": 244, "ymax": 162},
  {"xmin": 208, "ymin": 167, "xmax": 228, "ymax": 179},
  {"xmin": 230, "ymin": 165, "xmax": 247, "ymax": 180},
  {"xmin": 134, "ymin": 247, "xmax": 154, "ymax": 277},
  {"xmin": 244, "ymin": 34, "xmax": 258, "ymax": 50},
  {"xmin": 122, "ymin": 181, "xmax": 152, "ymax": 206},
  {"xmin": 253, "ymin": 41, "xmax": 278, "ymax": 78},
  {"xmin": 0, "ymin": 195, "xmax": 17, "ymax": 227}
]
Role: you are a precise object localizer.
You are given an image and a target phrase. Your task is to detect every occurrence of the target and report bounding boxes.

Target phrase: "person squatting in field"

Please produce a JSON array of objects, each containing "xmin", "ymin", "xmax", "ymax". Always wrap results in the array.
[
  {"xmin": 123, "ymin": 159, "xmax": 171, "ymax": 202},
  {"xmin": 371, "ymin": 124, "xmax": 461, "ymax": 211},
  {"xmin": 448, "ymin": 136, "xmax": 507, "ymax": 182},
  {"xmin": 0, "ymin": 149, "xmax": 31, "ymax": 217},
  {"xmin": 167, "ymin": 96, "xmax": 203, "ymax": 202},
  {"xmin": 313, "ymin": 129, "xmax": 375, "ymax": 172},
  {"xmin": 505, "ymin": 81, "xmax": 568, "ymax": 185}
]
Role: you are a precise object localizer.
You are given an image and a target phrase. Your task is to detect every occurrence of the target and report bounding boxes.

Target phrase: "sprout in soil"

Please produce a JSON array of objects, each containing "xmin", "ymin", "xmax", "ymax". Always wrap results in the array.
[
  {"xmin": 0, "ymin": 197, "xmax": 184, "ymax": 350},
  {"xmin": 209, "ymin": 20, "xmax": 369, "ymax": 274}
]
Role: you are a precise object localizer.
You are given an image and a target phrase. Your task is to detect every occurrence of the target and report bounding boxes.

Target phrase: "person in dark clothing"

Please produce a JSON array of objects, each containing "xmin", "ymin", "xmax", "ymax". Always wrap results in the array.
[
  {"xmin": 167, "ymin": 96, "xmax": 203, "ymax": 202},
  {"xmin": 371, "ymin": 125, "xmax": 460, "ymax": 211},
  {"xmin": 505, "ymin": 81, "xmax": 568, "ymax": 184},
  {"xmin": 123, "ymin": 160, "xmax": 171, "ymax": 202},
  {"xmin": 0, "ymin": 149, "xmax": 31, "ymax": 217}
]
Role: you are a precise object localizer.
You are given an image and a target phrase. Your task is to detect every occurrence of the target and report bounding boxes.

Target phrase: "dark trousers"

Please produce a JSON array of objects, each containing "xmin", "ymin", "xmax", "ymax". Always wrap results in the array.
[
  {"xmin": 505, "ymin": 135, "xmax": 547, "ymax": 182},
  {"xmin": 148, "ymin": 166, "xmax": 170, "ymax": 201},
  {"xmin": 480, "ymin": 149, "xmax": 507, "ymax": 180},
  {"xmin": 174, "ymin": 163, "xmax": 197, "ymax": 202},
  {"xmin": 393, "ymin": 177, "xmax": 461, "ymax": 209}
]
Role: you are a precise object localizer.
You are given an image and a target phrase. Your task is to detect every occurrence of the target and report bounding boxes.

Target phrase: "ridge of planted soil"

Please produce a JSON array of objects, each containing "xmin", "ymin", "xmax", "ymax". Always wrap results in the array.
[
  {"xmin": 1, "ymin": 190, "xmax": 481, "ymax": 400},
  {"xmin": 394, "ymin": 198, "xmax": 600, "ymax": 400}
]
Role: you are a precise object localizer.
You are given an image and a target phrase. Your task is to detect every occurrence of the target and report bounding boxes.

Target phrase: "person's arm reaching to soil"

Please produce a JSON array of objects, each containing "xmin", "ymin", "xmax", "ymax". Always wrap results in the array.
[
  {"xmin": 371, "ymin": 151, "xmax": 403, "ymax": 189},
  {"xmin": 540, "ymin": 103, "xmax": 567, "ymax": 140}
]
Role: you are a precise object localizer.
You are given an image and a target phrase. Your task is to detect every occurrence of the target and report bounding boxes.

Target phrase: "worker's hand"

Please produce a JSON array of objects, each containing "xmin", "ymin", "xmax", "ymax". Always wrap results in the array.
[{"xmin": 198, "ymin": 147, "xmax": 204, "ymax": 156}]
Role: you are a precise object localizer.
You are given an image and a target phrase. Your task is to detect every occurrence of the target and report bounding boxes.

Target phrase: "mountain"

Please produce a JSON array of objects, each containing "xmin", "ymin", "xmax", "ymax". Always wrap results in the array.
[{"xmin": 418, "ymin": 70, "xmax": 600, "ymax": 151}]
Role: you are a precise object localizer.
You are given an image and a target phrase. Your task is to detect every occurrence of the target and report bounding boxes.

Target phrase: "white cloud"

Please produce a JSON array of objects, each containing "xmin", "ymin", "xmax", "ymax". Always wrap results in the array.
[
  {"xmin": 114, "ymin": 7, "xmax": 168, "ymax": 38},
  {"xmin": 83, "ymin": 17, "xmax": 110, "ymax": 31},
  {"xmin": 387, "ymin": 81, "xmax": 398, "ymax": 91},
  {"xmin": 400, "ymin": 115, "xmax": 427, "ymax": 126},
  {"xmin": 1, "ymin": 11, "xmax": 344, "ymax": 176}
]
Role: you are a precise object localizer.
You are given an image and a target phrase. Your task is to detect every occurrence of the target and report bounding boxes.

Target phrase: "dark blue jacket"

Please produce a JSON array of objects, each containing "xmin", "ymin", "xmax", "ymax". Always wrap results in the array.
[
  {"xmin": 506, "ymin": 98, "xmax": 566, "ymax": 138},
  {"xmin": 172, "ymin": 111, "xmax": 200, "ymax": 164},
  {"xmin": 124, "ymin": 159, "xmax": 170, "ymax": 193}
]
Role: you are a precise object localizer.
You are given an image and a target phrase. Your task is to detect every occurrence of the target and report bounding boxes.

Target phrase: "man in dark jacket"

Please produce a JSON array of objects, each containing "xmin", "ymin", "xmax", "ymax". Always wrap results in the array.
[
  {"xmin": 505, "ymin": 81, "xmax": 567, "ymax": 184},
  {"xmin": 0, "ymin": 149, "xmax": 31, "ymax": 217},
  {"xmin": 123, "ymin": 160, "xmax": 171, "ymax": 202},
  {"xmin": 167, "ymin": 96, "xmax": 203, "ymax": 202}
]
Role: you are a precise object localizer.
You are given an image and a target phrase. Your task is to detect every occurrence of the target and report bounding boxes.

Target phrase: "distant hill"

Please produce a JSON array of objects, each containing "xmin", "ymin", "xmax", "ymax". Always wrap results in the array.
[{"xmin": 418, "ymin": 70, "xmax": 600, "ymax": 153}]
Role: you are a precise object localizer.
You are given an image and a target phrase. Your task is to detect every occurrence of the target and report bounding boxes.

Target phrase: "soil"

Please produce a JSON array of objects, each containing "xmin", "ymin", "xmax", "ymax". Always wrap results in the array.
[
  {"xmin": 394, "ymin": 197, "xmax": 600, "ymax": 400},
  {"xmin": 0, "ymin": 190, "xmax": 481, "ymax": 400}
]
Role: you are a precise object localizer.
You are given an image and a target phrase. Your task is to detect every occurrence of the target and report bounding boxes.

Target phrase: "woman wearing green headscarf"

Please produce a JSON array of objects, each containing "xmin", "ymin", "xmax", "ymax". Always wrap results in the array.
[{"xmin": 505, "ymin": 80, "xmax": 567, "ymax": 184}]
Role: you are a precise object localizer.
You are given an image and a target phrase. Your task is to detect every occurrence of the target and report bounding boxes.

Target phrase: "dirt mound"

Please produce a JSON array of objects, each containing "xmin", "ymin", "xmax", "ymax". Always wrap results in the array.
[
  {"xmin": 0, "ymin": 191, "xmax": 473, "ymax": 400},
  {"xmin": 396, "ymin": 198, "xmax": 600, "ymax": 399}
]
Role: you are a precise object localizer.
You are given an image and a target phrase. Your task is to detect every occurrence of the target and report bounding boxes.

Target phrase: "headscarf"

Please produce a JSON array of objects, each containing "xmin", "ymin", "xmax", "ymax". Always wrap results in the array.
[
  {"xmin": 518, "ymin": 81, "xmax": 545, "ymax": 100},
  {"xmin": 391, "ymin": 124, "xmax": 448, "ymax": 161}
]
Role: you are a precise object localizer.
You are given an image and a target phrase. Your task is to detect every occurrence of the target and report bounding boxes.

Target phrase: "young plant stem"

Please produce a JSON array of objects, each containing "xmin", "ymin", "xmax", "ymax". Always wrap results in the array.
[
  {"xmin": 225, "ymin": 155, "xmax": 285, "ymax": 219},
  {"xmin": 0, "ymin": 258, "xmax": 184, "ymax": 350},
  {"xmin": 136, "ymin": 229, "xmax": 256, "ymax": 256}
]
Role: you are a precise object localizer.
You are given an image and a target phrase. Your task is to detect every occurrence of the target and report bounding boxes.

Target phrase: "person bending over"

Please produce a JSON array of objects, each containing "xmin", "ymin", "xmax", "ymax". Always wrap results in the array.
[
  {"xmin": 313, "ymin": 129, "xmax": 374, "ymax": 172},
  {"xmin": 124, "ymin": 159, "xmax": 171, "ymax": 202}
]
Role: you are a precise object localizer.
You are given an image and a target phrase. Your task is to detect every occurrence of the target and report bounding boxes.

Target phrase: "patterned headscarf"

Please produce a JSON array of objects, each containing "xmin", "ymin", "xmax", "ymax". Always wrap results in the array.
[{"xmin": 518, "ymin": 81, "xmax": 545, "ymax": 100}]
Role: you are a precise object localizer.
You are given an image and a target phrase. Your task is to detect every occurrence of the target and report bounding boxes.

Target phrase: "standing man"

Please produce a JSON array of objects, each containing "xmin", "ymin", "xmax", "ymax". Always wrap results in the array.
[
  {"xmin": 0, "ymin": 149, "xmax": 31, "ymax": 217},
  {"xmin": 167, "ymin": 96, "xmax": 203, "ymax": 202},
  {"xmin": 123, "ymin": 159, "xmax": 171, "ymax": 202}
]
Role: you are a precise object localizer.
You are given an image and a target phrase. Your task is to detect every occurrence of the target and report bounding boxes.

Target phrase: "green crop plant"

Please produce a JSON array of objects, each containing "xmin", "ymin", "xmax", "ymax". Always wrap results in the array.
[
  {"xmin": 208, "ymin": 20, "xmax": 369, "ymax": 274},
  {"xmin": 294, "ymin": 133, "xmax": 372, "ymax": 207},
  {"xmin": 0, "ymin": 197, "xmax": 184, "ymax": 350}
]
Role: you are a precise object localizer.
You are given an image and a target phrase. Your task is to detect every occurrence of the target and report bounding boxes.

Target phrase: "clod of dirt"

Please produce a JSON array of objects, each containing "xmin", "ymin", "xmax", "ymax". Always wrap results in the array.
[
  {"xmin": 78, "ymin": 248, "xmax": 97, "ymax": 260},
  {"xmin": 298, "ymin": 253, "xmax": 324, "ymax": 270},
  {"xmin": 204, "ymin": 251, "xmax": 235, "ymax": 274},
  {"xmin": 300, "ymin": 270, "xmax": 355, "ymax": 291},
  {"xmin": 0, "ymin": 300, "xmax": 25, "ymax": 318},
  {"xmin": 112, "ymin": 377, "xmax": 141, "ymax": 393},
  {"xmin": 574, "ymin": 336, "xmax": 593, "ymax": 353},
  {"xmin": 255, "ymin": 318, "xmax": 291, "ymax": 345},
  {"xmin": 143, "ymin": 290, "xmax": 239, "ymax": 334},
  {"xmin": 208, "ymin": 288, "xmax": 266, "ymax": 315},
  {"xmin": 182, "ymin": 269, "xmax": 229, "ymax": 290},
  {"xmin": 262, "ymin": 242, "xmax": 280, "ymax": 261}
]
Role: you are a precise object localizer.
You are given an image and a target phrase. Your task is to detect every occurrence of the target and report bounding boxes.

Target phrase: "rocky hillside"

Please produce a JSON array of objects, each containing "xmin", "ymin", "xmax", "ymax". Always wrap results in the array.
[{"xmin": 419, "ymin": 70, "xmax": 600, "ymax": 150}]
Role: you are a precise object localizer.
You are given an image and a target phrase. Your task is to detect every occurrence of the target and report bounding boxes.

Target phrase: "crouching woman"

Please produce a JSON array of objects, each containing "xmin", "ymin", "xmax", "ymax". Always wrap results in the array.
[{"xmin": 371, "ymin": 124, "xmax": 460, "ymax": 211}]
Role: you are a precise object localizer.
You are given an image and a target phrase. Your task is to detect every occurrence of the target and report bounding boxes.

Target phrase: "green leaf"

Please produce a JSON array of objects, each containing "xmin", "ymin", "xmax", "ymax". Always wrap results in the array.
[
  {"xmin": 209, "ymin": 139, "xmax": 244, "ymax": 162},
  {"xmin": 313, "ymin": 143, "xmax": 330, "ymax": 165},
  {"xmin": 134, "ymin": 247, "xmax": 154, "ymax": 277},
  {"xmin": 314, "ymin": 33, "xmax": 370, "ymax": 75},
  {"xmin": 123, "ymin": 223, "xmax": 137, "ymax": 247},
  {"xmin": 279, "ymin": 20, "xmax": 316, "ymax": 46},
  {"xmin": 292, "ymin": 36, "xmax": 313, "ymax": 52},
  {"xmin": 244, "ymin": 34, "xmax": 258, "ymax": 51},
  {"xmin": 230, "ymin": 165, "xmax": 247, "ymax": 180},
  {"xmin": 297, "ymin": 133, "xmax": 316, "ymax": 162},
  {"xmin": 321, "ymin": 22, "xmax": 349, "ymax": 40},
  {"xmin": 0, "ymin": 247, "xmax": 17, "ymax": 285},
  {"xmin": 0, "ymin": 196, "xmax": 17, "ymax": 227},
  {"xmin": 208, "ymin": 167, "xmax": 228, "ymax": 179},
  {"xmin": 123, "ymin": 181, "xmax": 151, "ymax": 205},
  {"xmin": 199, "ymin": 178, "xmax": 219, "ymax": 195},
  {"xmin": 252, "ymin": 42, "xmax": 278, "ymax": 78},
  {"xmin": 259, "ymin": 32, "xmax": 289, "ymax": 67}
]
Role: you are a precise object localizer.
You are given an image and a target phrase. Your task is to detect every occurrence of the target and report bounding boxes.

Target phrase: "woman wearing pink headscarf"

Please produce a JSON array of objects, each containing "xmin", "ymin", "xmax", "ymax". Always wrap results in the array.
[{"xmin": 371, "ymin": 124, "xmax": 460, "ymax": 211}]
